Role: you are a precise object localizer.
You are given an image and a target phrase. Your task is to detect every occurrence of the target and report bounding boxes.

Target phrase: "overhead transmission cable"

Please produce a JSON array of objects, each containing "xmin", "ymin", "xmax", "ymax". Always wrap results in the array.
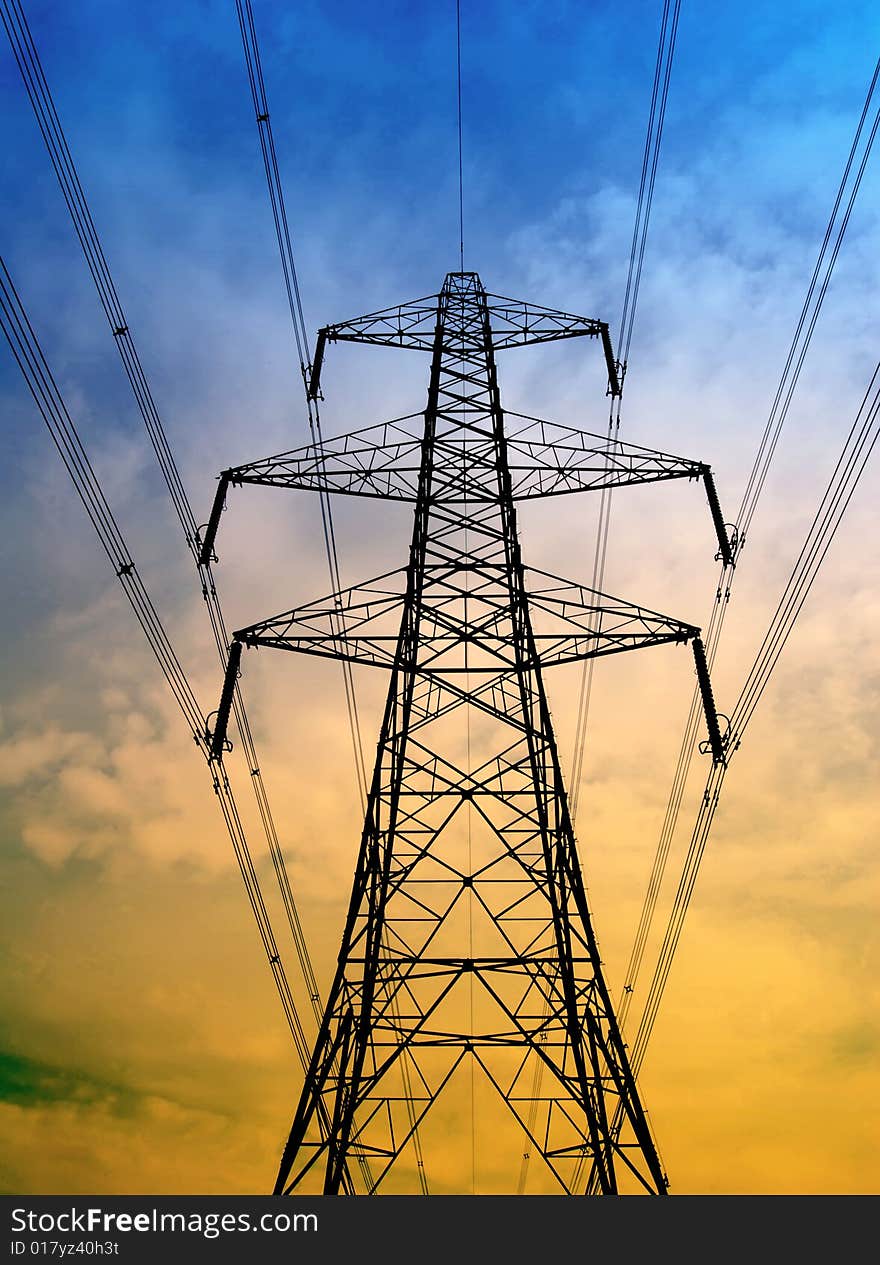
[
  {"xmin": 615, "ymin": 50, "xmax": 880, "ymax": 1040},
  {"xmin": 237, "ymin": 0, "xmax": 411, "ymax": 1192},
  {"xmin": 737, "ymin": 56, "xmax": 880, "ymax": 545},
  {"xmin": 235, "ymin": 0, "xmax": 368, "ymax": 812},
  {"xmin": 0, "ymin": 255, "xmax": 314, "ymax": 1071},
  {"xmin": 578, "ymin": 39, "xmax": 879, "ymax": 1199},
  {"xmin": 581, "ymin": 350, "xmax": 880, "ymax": 1194},
  {"xmin": 523, "ymin": 0, "xmax": 682, "ymax": 1195},
  {"xmin": 632, "ymin": 359, "xmax": 880, "ymax": 1070},
  {"xmin": 617, "ymin": 0, "xmax": 682, "ymax": 372},
  {"xmin": 0, "ymin": 0, "xmax": 325, "ymax": 1041},
  {"xmin": 581, "ymin": 53, "xmax": 880, "ymax": 1197},
  {"xmin": 727, "ymin": 364, "xmax": 880, "ymax": 745},
  {"xmin": 457, "ymin": 0, "xmax": 464, "ymax": 272},
  {"xmin": 569, "ymin": 0, "xmax": 682, "ymax": 820}
]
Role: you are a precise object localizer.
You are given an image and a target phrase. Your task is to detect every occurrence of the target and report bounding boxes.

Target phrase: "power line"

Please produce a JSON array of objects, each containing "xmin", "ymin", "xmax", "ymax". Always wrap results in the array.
[
  {"xmin": 583, "ymin": 352, "xmax": 880, "ymax": 1193},
  {"xmin": 728, "ymin": 363, "xmax": 880, "ymax": 743},
  {"xmin": 581, "ymin": 44, "xmax": 880, "ymax": 1196},
  {"xmin": 618, "ymin": 0, "xmax": 682, "ymax": 370},
  {"xmin": 614, "ymin": 48, "xmax": 880, "ymax": 1045},
  {"xmin": 561, "ymin": 4, "xmax": 685, "ymax": 1192},
  {"xmin": 235, "ymin": 0, "xmax": 397, "ymax": 1189},
  {"xmin": 1, "ymin": 0, "xmax": 325, "ymax": 1038},
  {"xmin": 632, "ymin": 359, "xmax": 879, "ymax": 1067},
  {"xmin": 736, "ymin": 54, "xmax": 880, "ymax": 544},
  {"xmin": 0, "ymin": 254, "xmax": 316, "ymax": 1071},
  {"xmin": 456, "ymin": 0, "xmax": 464, "ymax": 272},
  {"xmin": 235, "ymin": 0, "xmax": 369, "ymax": 812},
  {"xmin": 569, "ymin": 0, "xmax": 682, "ymax": 821}
]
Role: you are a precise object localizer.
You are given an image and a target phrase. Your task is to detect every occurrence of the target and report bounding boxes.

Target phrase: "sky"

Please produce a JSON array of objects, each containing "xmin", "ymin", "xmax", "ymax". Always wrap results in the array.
[{"xmin": 0, "ymin": 0, "xmax": 878, "ymax": 1195}]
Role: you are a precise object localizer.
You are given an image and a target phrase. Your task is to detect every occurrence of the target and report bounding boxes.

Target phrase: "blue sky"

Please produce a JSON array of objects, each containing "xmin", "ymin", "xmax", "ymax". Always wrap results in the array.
[
  {"xmin": 1, "ymin": 0, "xmax": 878, "ymax": 1194},
  {"xmin": 4, "ymin": 1, "xmax": 880, "ymax": 306}
]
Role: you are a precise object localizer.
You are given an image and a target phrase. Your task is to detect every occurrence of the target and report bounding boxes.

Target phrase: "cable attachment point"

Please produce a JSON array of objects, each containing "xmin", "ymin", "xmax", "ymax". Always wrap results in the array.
[
  {"xmin": 699, "ymin": 712, "xmax": 731, "ymax": 759},
  {"xmin": 715, "ymin": 523, "xmax": 740, "ymax": 566},
  {"xmin": 300, "ymin": 361, "xmax": 322, "ymax": 403},
  {"xmin": 196, "ymin": 524, "xmax": 216, "ymax": 564},
  {"xmin": 205, "ymin": 709, "xmax": 233, "ymax": 758}
]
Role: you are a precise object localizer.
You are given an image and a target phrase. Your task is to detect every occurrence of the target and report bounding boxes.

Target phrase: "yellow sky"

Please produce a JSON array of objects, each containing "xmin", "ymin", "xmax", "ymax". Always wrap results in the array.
[
  {"xmin": 2, "ymin": 0, "xmax": 878, "ymax": 1185},
  {"xmin": 1, "ymin": 454, "xmax": 877, "ymax": 1193}
]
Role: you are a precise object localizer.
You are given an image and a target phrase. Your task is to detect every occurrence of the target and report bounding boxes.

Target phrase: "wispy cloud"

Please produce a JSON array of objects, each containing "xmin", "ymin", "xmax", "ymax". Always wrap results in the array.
[{"xmin": 0, "ymin": 0, "xmax": 877, "ymax": 1194}]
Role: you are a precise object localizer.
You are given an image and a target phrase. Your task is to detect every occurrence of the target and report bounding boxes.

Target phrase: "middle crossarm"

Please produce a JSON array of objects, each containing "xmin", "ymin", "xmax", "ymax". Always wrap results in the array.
[{"xmin": 198, "ymin": 418, "xmax": 733, "ymax": 565}]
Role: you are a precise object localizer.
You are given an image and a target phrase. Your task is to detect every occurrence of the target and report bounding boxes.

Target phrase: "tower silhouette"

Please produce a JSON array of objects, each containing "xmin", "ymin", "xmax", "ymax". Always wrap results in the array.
[{"xmin": 204, "ymin": 271, "xmax": 730, "ymax": 1194}]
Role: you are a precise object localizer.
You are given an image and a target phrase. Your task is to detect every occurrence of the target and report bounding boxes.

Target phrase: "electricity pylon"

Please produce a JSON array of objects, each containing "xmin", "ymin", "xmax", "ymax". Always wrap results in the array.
[{"xmin": 205, "ymin": 271, "xmax": 730, "ymax": 1195}]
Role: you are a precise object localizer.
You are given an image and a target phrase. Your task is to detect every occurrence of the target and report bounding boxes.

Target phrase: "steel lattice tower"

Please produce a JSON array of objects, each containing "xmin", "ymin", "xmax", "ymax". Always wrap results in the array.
[{"xmin": 205, "ymin": 272, "xmax": 730, "ymax": 1195}]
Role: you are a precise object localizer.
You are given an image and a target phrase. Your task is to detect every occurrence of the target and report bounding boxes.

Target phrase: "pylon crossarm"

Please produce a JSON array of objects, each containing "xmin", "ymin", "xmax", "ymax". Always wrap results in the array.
[
  {"xmin": 202, "ymin": 439, "xmax": 732, "ymax": 576},
  {"xmin": 234, "ymin": 623, "xmax": 693, "ymax": 672},
  {"xmin": 232, "ymin": 568, "xmax": 698, "ymax": 673},
  {"xmin": 316, "ymin": 294, "xmax": 442, "ymax": 354},
  {"xmin": 234, "ymin": 568, "xmax": 408, "ymax": 669},
  {"xmin": 314, "ymin": 288, "xmax": 606, "ymax": 355},
  {"xmin": 524, "ymin": 568, "xmax": 698, "ymax": 667},
  {"xmin": 504, "ymin": 412, "xmax": 705, "ymax": 497},
  {"xmin": 206, "ymin": 415, "xmax": 708, "ymax": 519},
  {"xmin": 309, "ymin": 277, "xmax": 616, "ymax": 397},
  {"xmin": 481, "ymin": 291, "xmax": 606, "ymax": 349},
  {"xmin": 223, "ymin": 414, "xmax": 425, "ymax": 501}
]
